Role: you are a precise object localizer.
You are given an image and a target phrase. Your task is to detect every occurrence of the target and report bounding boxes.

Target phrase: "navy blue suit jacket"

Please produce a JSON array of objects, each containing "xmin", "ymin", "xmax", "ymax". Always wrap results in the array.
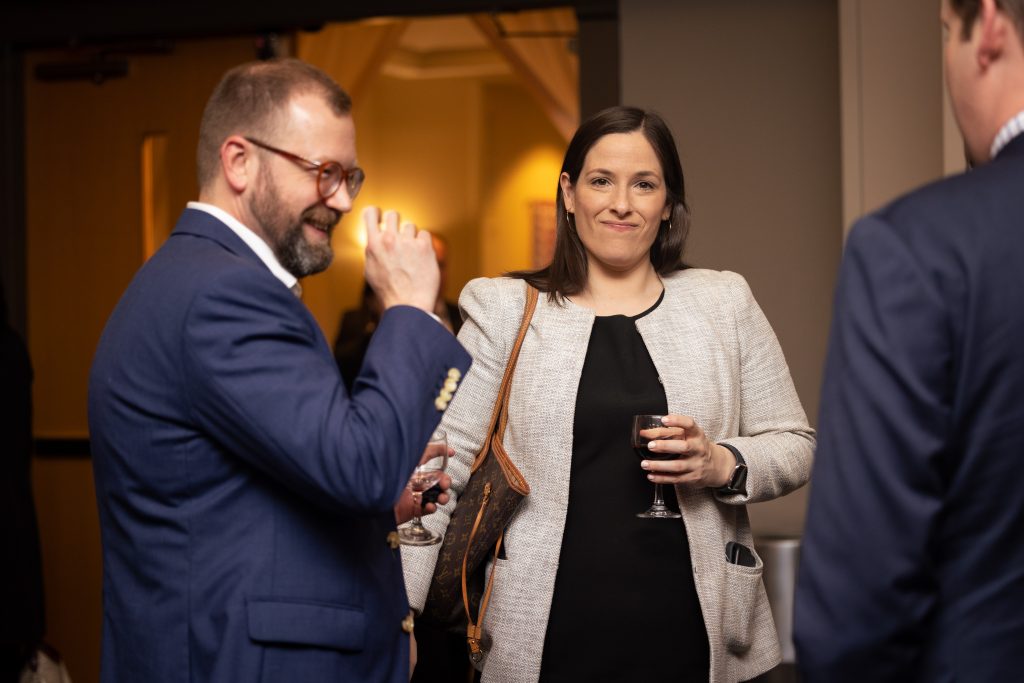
[
  {"xmin": 88, "ymin": 208, "xmax": 471, "ymax": 683},
  {"xmin": 795, "ymin": 136, "xmax": 1024, "ymax": 681}
]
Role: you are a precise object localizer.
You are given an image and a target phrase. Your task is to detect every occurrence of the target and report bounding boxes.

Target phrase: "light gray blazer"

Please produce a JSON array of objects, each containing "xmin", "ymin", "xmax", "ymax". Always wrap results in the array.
[{"xmin": 403, "ymin": 269, "xmax": 815, "ymax": 682}]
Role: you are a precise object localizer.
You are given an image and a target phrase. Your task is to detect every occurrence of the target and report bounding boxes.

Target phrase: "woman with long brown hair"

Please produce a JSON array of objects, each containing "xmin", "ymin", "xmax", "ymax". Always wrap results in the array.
[{"xmin": 404, "ymin": 106, "xmax": 814, "ymax": 682}]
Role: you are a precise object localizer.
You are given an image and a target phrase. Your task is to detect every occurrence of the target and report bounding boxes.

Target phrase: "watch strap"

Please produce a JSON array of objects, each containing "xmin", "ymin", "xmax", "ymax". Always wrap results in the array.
[{"xmin": 716, "ymin": 442, "xmax": 747, "ymax": 495}]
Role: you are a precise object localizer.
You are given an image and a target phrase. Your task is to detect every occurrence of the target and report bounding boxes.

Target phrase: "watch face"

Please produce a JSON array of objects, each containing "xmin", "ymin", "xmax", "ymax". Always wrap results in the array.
[{"xmin": 731, "ymin": 463, "xmax": 748, "ymax": 492}]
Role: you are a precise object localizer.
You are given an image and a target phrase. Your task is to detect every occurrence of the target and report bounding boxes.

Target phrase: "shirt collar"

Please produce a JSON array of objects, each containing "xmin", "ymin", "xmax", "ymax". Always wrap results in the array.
[
  {"xmin": 186, "ymin": 201, "xmax": 298, "ymax": 291},
  {"xmin": 990, "ymin": 110, "xmax": 1024, "ymax": 160}
]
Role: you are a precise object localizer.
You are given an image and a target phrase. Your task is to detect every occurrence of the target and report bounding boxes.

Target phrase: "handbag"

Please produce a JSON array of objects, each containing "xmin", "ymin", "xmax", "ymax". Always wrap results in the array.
[{"xmin": 421, "ymin": 282, "xmax": 538, "ymax": 663}]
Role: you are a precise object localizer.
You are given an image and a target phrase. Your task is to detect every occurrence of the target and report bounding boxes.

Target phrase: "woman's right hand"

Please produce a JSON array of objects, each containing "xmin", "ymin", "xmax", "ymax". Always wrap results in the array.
[{"xmin": 640, "ymin": 414, "xmax": 736, "ymax": 488}]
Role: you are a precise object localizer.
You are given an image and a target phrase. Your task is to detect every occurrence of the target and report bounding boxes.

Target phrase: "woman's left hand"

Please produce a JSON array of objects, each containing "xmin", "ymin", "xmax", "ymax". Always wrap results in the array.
[{"xmin": 639, "ymin": 414, "xmax": 735, "ymax": 488}]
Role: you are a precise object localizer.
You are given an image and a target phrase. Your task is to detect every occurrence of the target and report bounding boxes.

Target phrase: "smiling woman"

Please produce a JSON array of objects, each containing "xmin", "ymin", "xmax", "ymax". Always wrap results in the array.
[
  {"xmin": 560, "ymin": 129, "xmax": 672, "ymax": 290},
  {"xmin": 401, "ymin": 105, "xmax": 816, "ymax": 683},
  {"xmin": 509, "ymin": 106, "xmax": 690, "ymax": 312}
]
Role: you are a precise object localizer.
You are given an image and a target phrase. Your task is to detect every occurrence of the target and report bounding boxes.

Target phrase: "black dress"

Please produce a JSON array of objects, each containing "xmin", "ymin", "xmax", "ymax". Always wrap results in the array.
[{"xmin": 539, "ymin": 292, "xmax": 710, "ymax": 682}]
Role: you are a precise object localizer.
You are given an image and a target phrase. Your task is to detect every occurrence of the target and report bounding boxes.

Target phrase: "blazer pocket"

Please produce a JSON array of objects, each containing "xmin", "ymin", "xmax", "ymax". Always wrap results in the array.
[
  {"xmin": 721, "ymin": 560, "xmax": 763, "ymax": 655},
  {"xmin": 247, "ymin": 597, "xmax": 366, "ymax": 652}
]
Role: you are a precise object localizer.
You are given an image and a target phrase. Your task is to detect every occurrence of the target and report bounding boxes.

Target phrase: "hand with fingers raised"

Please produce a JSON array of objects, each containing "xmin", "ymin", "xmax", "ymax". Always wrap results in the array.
[{"xmin": 363, "ymin": 206, "xmax": 440, "ymax": 314}]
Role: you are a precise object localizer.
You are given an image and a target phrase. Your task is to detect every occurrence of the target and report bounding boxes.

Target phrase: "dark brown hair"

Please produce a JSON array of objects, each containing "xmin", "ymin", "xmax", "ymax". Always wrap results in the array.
[
  {"xmin": 196, "ymin": 58, "xmax": 352, "ymax": 189},
  {"xmin": 508, "ymin": 106, "xmax": 690, "ymax": 300},
  {"xmin": 949, "ymin": 0, "xmax": 1024, "ymax": 40}
]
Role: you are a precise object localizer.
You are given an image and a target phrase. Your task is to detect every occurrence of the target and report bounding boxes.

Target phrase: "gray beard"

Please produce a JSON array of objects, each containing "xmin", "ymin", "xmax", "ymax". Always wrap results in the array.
[
  {"xmin": 251, "ymin": 167, "xmax": 339, "ymax": 279},
  {"xmin": 275, "ymin": 216, "xmax": 334, "ymax": 279}
]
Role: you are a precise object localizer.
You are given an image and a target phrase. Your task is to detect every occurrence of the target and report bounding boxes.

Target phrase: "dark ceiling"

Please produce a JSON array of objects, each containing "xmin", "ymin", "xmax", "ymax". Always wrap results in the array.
[{"xmin": 2, "ymin": 0, "xmax": 614, "ymax": 48}]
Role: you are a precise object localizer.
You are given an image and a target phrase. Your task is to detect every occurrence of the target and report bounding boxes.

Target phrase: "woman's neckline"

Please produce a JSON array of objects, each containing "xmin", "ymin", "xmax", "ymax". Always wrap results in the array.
[{"xmin": 593, "ymin": 287, "xmax": 665, "ymax": 321}]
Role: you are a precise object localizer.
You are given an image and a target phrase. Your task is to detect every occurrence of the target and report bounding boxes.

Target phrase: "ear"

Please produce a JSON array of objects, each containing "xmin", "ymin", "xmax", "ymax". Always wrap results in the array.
[
  {"xmin": 977, "ymin": 0, "xmax": 1008, "ymax": 69},
  {"xmin": 559, "ymin": 172, "xmax": 575, "ymax": 213},
  {"xmin": 661, "ymin": 202, "xmax": 672, "ymax": 222},
  {"xmin": 221, "ymin": 136, "xmax": 253, "ymax": 194}
]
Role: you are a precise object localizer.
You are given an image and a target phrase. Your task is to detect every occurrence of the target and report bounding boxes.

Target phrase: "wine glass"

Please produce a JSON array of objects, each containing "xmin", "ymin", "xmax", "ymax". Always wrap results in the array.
[
  {"xmin": 631, "ymin": 414, "xmax": 682, "ymax": 519},
  {"xmin": 398, "ymin": 429, "xmax": 449, "ymax": 546}
]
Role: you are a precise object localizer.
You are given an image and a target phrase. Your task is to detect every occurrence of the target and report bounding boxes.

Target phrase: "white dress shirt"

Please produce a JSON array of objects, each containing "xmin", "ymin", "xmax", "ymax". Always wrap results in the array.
[{"xmin": 990, "ymin": 109, "xmax": 1024, "ymax": 160}]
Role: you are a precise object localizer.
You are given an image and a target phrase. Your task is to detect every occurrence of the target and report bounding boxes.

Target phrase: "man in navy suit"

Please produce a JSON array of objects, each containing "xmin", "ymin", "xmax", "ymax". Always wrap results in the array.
[
  {"xmin": 88, "ymin": 58, "xmax": 471, "ymax": 682},
  {"xmin": 794, "ymin": 1, "xmax": 1024, "ymax": 680}
]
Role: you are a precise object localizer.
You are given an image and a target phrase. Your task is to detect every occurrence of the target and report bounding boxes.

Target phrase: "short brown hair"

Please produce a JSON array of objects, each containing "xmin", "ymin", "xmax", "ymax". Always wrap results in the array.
[
  {"xmin": 949, "ymin": 0, "xmax": 1024, "ymax": 41},
  {"xmin": 196, "ymin": 58, "xmax": 352, "ymax": 189},
  {"xmin": 509, "ymin": 105, "xmax": 690, "ymax": 300}
]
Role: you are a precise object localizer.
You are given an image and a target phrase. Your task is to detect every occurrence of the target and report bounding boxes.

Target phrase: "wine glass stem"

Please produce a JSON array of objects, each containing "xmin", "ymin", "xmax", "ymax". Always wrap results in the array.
[
  {"xmin": 653, "ymin": 483, "xmax": 666, "ymax": 508},
  {"xmin": 410, "ymin": 490, "xmax": 424, "ymax": 529}
]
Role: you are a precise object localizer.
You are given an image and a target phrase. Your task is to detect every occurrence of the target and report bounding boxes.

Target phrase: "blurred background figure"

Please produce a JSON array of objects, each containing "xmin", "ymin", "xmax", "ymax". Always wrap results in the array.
[
  {"xmin": 333, "ymin": 281, "xmax": 385, "ymax": 393},
  {"xmin": 0, "ymin": 278, "xmax": 46, "ymax": 683},
  {"xmin": 427, "ymin": 234, "xmax": 461, "ymax": 335},
  {"xmin": 334, "ymin": 233, "xmax": 461, "ymax": 392}
]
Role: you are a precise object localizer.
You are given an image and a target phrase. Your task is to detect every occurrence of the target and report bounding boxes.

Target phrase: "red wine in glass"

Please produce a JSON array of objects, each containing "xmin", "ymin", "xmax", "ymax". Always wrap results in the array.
[{"xmin": 631, "ymin": 415, "xmax": 682, "ymax": 519}]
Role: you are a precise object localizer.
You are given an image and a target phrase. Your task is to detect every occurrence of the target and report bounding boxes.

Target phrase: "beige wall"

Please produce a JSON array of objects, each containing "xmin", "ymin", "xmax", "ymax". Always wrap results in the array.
[
  {"xmin": 621, "ymin": 0, "xmax": 843, "ymax": 537},
  {"xmin": 840, "ymin": 0, "xmax": 946, "ymax": 230}
]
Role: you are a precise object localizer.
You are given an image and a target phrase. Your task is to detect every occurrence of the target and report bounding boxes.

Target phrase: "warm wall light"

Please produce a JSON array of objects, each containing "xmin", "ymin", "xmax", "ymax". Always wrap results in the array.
[
  {"xmin": 352, "ymin": 217, "xmax": 369, "ymax": 250},
  {"xmin": 141, "ymin": 132, "xmax": 171, "ymax": 260}
]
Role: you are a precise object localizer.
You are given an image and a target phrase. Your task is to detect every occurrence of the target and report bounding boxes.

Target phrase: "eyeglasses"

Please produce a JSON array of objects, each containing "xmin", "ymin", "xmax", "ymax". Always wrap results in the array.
[{"xmin": 244, "ymin": 136, "xmax": 365, "ymax": 200}]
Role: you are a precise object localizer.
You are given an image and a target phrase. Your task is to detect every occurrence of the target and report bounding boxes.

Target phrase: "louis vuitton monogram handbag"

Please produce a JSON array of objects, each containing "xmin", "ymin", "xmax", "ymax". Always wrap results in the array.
[{"xmin": 421, "ymin": 283, "xmax": 537, "ymax": 663}]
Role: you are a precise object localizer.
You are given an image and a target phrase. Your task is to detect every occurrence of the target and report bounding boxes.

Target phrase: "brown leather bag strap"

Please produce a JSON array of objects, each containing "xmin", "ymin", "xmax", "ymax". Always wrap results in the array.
[
  {"xmin": 470, "ymin": 283, "xmax": 538, "ymax": 474},
  {"xmin": 463, "ymin": 284, "xmax": 538, "ymax": 662},
  {"xmin": 466, "ymin": 531, "xmax": 504, "ymax": 663},
  {"xmin": 462, "ymin": 482, "xmax": 492, "ymax": 625}
]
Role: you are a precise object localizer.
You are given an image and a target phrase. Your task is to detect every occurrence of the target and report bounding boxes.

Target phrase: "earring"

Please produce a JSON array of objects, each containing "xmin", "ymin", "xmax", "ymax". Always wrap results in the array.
[{"xmin": 566, "ymin": 210, "xmax": 573, "ymax": 224}]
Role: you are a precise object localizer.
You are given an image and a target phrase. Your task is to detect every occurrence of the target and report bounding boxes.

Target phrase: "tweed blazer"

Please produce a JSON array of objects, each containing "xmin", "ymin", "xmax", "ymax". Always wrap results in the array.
[{"xmin": 403, "ymin": 269, "xmax": 815, "ymax": 682}]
